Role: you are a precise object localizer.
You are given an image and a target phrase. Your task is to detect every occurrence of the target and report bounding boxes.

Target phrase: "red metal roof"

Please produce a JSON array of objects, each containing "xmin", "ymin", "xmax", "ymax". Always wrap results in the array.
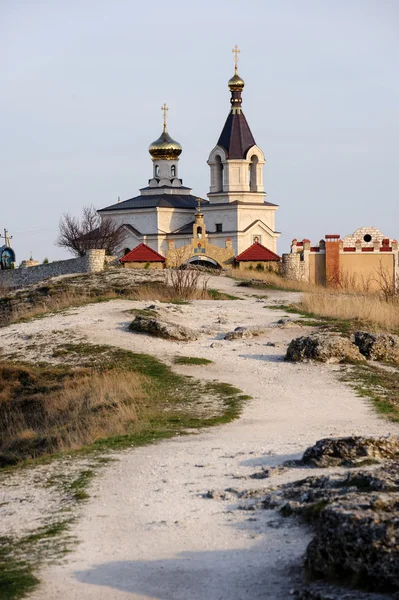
[
  {"xmin": 120, "ymin": 243, "xmax": 165, "ymax": 263},
  {"xmin": 235, "ymin": 242, "xmax": 281, "ymax": 262}
]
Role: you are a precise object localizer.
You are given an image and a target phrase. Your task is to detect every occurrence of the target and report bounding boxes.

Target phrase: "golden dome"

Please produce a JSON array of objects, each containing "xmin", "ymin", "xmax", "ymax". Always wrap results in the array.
[
  {"xmin": 148, "ymin": 127, "xmax": 182, "ymax": 161},
  {"xmin": 228, "ymin": 70, "xmax": 245, "ymax": 92}
]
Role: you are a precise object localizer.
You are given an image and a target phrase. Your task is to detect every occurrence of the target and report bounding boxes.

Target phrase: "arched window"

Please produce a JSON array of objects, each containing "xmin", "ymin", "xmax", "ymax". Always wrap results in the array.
[
  {"xmin": 171, "ymin": 165, "xmax": 176, "ymax": 177},
  {"xmin": 249, "ymin": 155, "xmax": 258, "ymax": 191},
  {"xmin": 215, "ymin": 156, "xmax": 223, "ymax": 192},
  {"xmin": 155, "ymin": 165, "xmax": 160, "ymax": 177},
  {"xmin": 197, "ymin": 226, "xmax": 202, "ymax": 239},
  {"xmin": 123, "ymin": 247, "xmax": 131, "ymax": 256}
]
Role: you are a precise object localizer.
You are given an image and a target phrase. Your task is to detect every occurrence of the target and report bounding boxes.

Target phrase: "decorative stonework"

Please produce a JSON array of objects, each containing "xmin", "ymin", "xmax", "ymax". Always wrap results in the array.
[{"xmin": 282, "ymin": 227, "xmax": 399, "ymax": 291}]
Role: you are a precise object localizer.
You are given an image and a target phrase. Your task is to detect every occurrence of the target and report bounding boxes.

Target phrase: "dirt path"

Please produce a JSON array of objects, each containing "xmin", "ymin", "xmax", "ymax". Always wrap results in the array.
[{"xmin": 3, "ymin": 276, "xmax": 398, "ymax": 599}]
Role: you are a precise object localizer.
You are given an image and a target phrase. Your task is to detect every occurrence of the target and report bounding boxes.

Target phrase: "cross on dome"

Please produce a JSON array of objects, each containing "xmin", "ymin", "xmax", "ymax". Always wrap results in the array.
[
  {"xmin": 232, "ymin": 45, "xmax": 240, "ymax": 72},
  {"xmin": 161, "ymin": 103, "xmax": 169, "ymax": 129}
]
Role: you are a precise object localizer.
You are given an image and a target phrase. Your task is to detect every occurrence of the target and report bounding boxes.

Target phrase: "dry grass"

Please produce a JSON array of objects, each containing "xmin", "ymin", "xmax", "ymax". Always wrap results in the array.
[
  {"xmin": 0, "ymin": 363, "xmax": 149, "ymax": 465},
  {"xmin": 227, "ymin": 267, "xmax": 320, "ymax": 292},
  {"xmin": 11, "ymin": 290, "xmax": 119, "ymax": 322},
  {"xmin": 297, "ymin": 292, "xmax": 399, "ymax": 333}
]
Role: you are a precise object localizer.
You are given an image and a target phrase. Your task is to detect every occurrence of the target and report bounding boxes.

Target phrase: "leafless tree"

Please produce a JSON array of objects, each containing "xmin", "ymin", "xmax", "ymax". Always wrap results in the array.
[
  {"xmin": 373, "ymin": 260, "xmax": 398, "ymax": 303},
  {"xmin": 56, "ymin": 205, "xmax": 126, "ymax": 257}
]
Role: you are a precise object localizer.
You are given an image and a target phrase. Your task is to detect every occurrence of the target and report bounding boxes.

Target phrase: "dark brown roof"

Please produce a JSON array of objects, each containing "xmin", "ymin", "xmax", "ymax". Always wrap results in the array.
[{"xmin": 217, "ymin": 111, "xmax": 256, "ymax": 159}]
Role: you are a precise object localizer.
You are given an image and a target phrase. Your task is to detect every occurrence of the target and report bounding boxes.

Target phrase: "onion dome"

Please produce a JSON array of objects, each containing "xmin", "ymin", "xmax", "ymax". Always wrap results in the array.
[
  {"xmin": 228, "ymin": 70, "xmax": 245, "ymax": 92},
  {"xmin": 148, "ymin": 127, "xmax": 182, "ymax": 161},
  {"xmin": 149, "ymin": 103, "xmax": 182, "ymax": 161}
]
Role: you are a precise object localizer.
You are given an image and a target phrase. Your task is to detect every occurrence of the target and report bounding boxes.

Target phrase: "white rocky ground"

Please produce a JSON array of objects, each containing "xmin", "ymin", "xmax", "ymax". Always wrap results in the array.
[{"xmin": 1, "ymin": 275, "xmax": 398, "ymax": 599}]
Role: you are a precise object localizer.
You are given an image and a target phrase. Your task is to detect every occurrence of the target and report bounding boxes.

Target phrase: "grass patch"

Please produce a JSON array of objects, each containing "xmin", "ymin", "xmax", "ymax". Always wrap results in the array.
[
  {"xmin": 297, "ymin": 292, "xmax": 399, "ymax": 335},
  {"xmin": 267, "ymin": 304, "xmax": 354, "ymax": 336},
  {"xmin": 0, "ymin": 519, "xmax": 74, "ymax": 600},
  {"xmin": 340, "ymin": 363, "xmax": 399, "ymax": 421},
  {"xmin": 0, "ymin": 539, "xmax": 39, "ymax": 600},
  {"xmin": 1, "ymin": 344, "xmax": 249, "ymax": 466},
  {"xmin": 207, "ymin": 289, "xmax": 240, "ymax": 300},
  {"xmin": 173, "ymin": 356, "xmax": 213, "ymax": 366}
]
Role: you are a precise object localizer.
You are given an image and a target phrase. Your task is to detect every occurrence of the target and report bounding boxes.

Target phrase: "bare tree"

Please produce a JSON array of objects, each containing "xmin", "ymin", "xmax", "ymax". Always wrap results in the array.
[
  {"xmin": 56, "ymin": 205, "xmax": 126, "ymax": 257},
  {"xmin": 373, "ymin": 260, "xmax": 398, "ymax": 303}
]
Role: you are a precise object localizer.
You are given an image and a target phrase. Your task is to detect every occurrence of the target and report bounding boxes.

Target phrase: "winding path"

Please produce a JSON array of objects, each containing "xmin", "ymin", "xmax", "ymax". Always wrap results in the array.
[{"xmin": 12, "ymin": 276, "xmax": 397, "ymax": 599}]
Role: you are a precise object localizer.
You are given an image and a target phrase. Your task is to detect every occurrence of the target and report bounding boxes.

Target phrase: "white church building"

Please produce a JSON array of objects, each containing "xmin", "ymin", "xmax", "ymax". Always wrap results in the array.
[{"xmin": 98, "ymin": 50, "xmax": 280, "ymax": 264}]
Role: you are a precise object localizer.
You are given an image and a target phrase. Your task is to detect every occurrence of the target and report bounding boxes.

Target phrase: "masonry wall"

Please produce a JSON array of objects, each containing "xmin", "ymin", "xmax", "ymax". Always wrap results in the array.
[
  {"xmin": 236, "ymin": 261, "xmax": 279, "ymax": 272},
  {"xmin": 0, "ymin": 249, "xmax": 105, "ymax": 290},
  {"xmin": 122, "ymin": 262, "xmax": 164, "ymax": 270},
  {"xmin": 308, "ymin": 253, "xmax": 326, "ymax": 286},
  {"xmin": 340, "ymin": 253, "xmax": 394, "ymax": 291}
]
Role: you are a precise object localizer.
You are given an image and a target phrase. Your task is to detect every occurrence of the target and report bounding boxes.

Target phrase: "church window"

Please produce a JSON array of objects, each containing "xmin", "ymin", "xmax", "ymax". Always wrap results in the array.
[
  {"xmin": 171, "ymin": 165, "xmax": 176, "ymax": 177},
  {"xmin": 216, "ymin": 223, "xmax": 223, "ymax": 233},
  {"xmin": 363, "ymin": 234, "xmax": 372, "ymax": 243},
  {"xmin": 249, "ymin": 155, "xmax": 258, "ymax": 191},
  {"xmin": 215, "ymin": 156, "xmax": 223, "ymax": 192},
  {"xmin": 197, "ymin": 226, "xmax": 202, "ymax": 238},
  {"xmin": 155, "ymin": 165, "xmax": 160, "ymax": 177},
  {"xmin": 123, "ymin": 247, "xmax": 131, "ymax": 256}
]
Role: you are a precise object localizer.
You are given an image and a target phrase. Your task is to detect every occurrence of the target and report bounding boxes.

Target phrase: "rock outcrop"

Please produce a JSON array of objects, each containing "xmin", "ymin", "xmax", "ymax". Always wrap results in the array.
[
  {"xmin": 128, "ymin": 315, "xmax": 199, "ymax": 341},
  {"xmin": 224, "ymin": 325, "xmax": 268, "ymax": 340},
  {"xmin": 301, "ymin": 436, "xmax": 399, "ymax": 467},
  {"xmin": 285, "ymin": 333, "xmax": 364, "ymax": 363},
  {"xmin": 262, "ymin": 437, "xmax": 399, "ymax": 595},
  {"xmin": 353, "ymin": 331, "xmax": 399, "ymax": 364}
]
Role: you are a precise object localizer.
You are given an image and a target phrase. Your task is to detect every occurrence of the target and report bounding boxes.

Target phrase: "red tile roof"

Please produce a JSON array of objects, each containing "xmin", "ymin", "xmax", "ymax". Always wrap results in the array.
[
  {"xmin": 235, "ymin": 242, "xmax": 281, "ymax": 262},
  {"xmin": 120, "ymin": 243, "xmax": 165, "ymax": 263}
]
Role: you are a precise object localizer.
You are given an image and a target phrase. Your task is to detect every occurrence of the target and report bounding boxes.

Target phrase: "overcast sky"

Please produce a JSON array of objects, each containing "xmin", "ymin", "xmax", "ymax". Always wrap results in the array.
[{"xmin": 1, "ymin": 0, "xmax": 398, "ymax": 262}]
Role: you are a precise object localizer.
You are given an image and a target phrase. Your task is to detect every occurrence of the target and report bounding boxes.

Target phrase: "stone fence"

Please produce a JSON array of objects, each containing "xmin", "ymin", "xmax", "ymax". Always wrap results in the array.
[{"xmin": 0, "ymin": 249, "xmax": 105, "ymax": 291}]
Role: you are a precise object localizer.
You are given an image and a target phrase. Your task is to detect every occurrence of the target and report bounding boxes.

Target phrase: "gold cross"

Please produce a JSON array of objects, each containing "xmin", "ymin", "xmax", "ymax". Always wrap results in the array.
[
  {"xmin": 232, "ymin": 45, "xmax": 240, "ymax": 71},
  {"xmin": 161, "ymin": 103, "xmax": 169, "ymax": 128}
]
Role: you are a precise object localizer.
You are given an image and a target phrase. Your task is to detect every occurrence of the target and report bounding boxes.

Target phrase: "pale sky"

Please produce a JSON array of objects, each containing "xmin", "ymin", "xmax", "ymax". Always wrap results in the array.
[{"xmin": 1, "ymin": 0, "xmax": 398, "ymax": 262}]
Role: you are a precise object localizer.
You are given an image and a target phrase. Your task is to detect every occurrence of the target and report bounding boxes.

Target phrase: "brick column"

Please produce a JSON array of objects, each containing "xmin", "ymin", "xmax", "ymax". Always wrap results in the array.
[{"xmin": 325, "ymin": 234, "xmax": 341, "ymax": 287}]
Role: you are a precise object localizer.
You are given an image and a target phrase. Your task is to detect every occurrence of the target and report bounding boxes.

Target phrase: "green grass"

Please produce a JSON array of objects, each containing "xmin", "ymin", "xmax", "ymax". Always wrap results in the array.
[
  {"xmin": 341, "ymin": 363, "xmax": 399, "ymax": 421},
  {"xmin": 267, "ymin": 304, "xmax": 354, "ymax": 336},
  {"xmin": 2, "ymin": 343, "xmax": 250, "ymax": 464},
  {"xmin": 0, "ymin": 520, "xmax": 74, "ymax": 600},
  {"xmin": 207, "ymin": 288, "xmax": 240, "ymax": 300},
  {"xmin": 235, "ymin": 279, "xmax": 300, "ymax": 293},
  {"xmin": 173, "ymin": 356, "xmax": 213, "ymax": 366}
]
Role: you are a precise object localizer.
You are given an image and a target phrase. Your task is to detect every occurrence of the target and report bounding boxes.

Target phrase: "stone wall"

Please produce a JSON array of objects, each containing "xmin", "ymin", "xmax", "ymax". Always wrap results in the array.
[
  {"xmin": 281, "ymin": 253, "xmax": 307, "ymax": 281},
  {"xmin": 123, "ymin": 262, "xmax": 164, "ymax": 270},
  {"xmin": 0, "ymin": 249, "xmax": 105, "ymax": 290}
]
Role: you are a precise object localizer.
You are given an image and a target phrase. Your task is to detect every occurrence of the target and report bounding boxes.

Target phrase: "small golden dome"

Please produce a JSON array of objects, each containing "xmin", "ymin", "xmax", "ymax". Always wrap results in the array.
[
  {"xmin": 149, "ymin": 127, "xmax": 182, "ymax": 161},
  {"xmin": 228, "ymin": 70, "xmax": 245, "ymax": 92}
]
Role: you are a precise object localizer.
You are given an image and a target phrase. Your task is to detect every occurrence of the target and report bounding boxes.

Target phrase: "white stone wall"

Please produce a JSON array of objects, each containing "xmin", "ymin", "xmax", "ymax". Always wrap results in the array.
[
  {"xmin": 102, "ymin": 210, "xmax": 158, "ymax": 235},
  {"xmin": 157, "ymin": 208, "xmax": 195, "ymax": 236}
]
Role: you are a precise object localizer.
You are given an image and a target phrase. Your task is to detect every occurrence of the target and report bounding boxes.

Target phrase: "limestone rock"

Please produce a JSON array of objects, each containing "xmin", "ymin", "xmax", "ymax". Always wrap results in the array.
[
  {"xmin": 293, "ymin": 582, "xmax": 389, "ymax": 600},
  {"xmin": 302, "ymin": 436, "xmax": 399, "ymax": 468},
  {"xmin": 285, "ymin": 333, "xmax": 364, "ymax": 363},
  {"xmin": 128, "ymin": 315, "xmax": 199, "ymax": 341},
  {"xmin": 263, "ymin": 459, "xmax": 399, "ymax": 594},
  {"xmin": 224, "ymin": 325, "xmax": 268, "ymax": 340},
  {"xmin": 353, "ymin": 331, "xmax": 399, "ymax": 363}
]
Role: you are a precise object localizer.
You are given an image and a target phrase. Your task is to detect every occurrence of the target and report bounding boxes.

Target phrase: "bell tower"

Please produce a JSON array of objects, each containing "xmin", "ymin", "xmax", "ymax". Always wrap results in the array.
[{"xmin": 207, "ymin": 46, "xmax": 266, "ymax": 204}]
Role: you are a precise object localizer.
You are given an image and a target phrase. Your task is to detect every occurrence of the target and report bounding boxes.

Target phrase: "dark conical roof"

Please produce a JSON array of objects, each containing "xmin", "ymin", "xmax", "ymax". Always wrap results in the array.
[
  {"xmin": 217, "ymin": 111, "xmax": 256, "ymax": 159},
  {"xmin": 217, "ymin": 67, "xmax": 256, "ymax": 159}
]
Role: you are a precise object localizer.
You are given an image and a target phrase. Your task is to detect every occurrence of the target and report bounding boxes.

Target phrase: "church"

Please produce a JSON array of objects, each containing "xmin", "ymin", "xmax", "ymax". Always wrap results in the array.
[{"xmin": 98, "ymin": 47, "xmax": 280, "ymax": 268}]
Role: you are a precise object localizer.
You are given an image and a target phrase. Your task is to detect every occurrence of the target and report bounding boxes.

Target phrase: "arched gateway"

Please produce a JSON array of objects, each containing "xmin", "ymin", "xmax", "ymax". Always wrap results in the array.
[{"xmin": 165, "ymin": 202, "xmax": 235, "ymax": 269}]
